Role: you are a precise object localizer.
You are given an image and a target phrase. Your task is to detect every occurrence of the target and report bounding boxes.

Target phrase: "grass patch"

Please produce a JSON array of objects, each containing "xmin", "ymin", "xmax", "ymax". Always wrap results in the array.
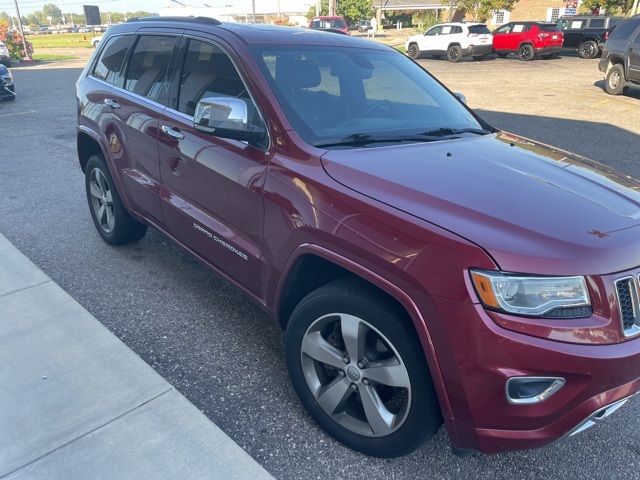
[
  {"xmin": 26, "ymin": 33, "xmax": 95, "ymax": 49},
  {"xmin": 32, "ymin": 53, "xmax": 78, "ymax": 61}
]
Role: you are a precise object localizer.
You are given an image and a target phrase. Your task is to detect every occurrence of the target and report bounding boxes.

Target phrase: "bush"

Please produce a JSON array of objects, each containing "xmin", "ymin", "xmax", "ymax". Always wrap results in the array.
[
  {"xmin": 0, "ymin": 19, "xmax": 30, "ymax": 60},
  {"xmin": 412, "ymin": 10, "xmax": 438, "ymax": 30}
]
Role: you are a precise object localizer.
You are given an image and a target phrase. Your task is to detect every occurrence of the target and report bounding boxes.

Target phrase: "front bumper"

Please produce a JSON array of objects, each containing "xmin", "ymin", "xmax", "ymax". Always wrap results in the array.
[
  {"xmin": 427, "ymin": 295, "xmax": 640, "ymax": 454},
  {"xmin": 0, "ymin": 81, "xmax": 15, "ymax": 99},
  {"xmin": 0, "ymin": 56, "xmax": 10, "ymax": 68}
]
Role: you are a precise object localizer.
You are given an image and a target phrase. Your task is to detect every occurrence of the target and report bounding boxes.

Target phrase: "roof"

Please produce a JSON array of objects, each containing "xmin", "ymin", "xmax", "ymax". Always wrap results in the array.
[{"xmin": 117, "ymin": 17, "xmax": 391, "ymax": 49}]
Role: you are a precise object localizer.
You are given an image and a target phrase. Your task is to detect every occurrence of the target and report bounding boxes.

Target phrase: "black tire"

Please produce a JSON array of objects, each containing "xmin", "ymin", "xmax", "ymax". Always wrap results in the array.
[
  {"xmin": 578, "ymin": 40, "xmax": 598, "ymax": 59},
  {"xmin": 447, "ymin": 44, "xmax": 462, "ymax": 62},
  {"xmin": 285, "ymin": 278, "xmax": 442, "ymax": 458},
  {"xmin": 407, "ymin": 43, "xmax": 420, "ymax": 60},
  {"xmin": 518, "ymin": 44, "xmax": 535, "ymax": 61},
  {"xmin": 85, "ymin": 154, "xmax": 147, "ymax": 245},
  {"xmin": 496, "ymin": 52, "xmax": 508, "ymax": 58},
  {"xmin": 605, "ymin": 64, "xmax": 626, "ymax": 95}
]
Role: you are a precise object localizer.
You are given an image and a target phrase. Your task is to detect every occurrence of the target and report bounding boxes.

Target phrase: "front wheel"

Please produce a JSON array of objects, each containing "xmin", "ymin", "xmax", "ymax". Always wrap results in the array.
[
  {"xmin": 578, "ymin": 40, "xmax": 598, "ymax": 59},
  {"xmin": 605, "ymin": 64, "xmax": 626, "ymax": 95},
  {"xmin": 407, "ymin": 43, "xmax": 420, "ymax": 59},
  {"xmin": 285, "ymin": 279, "xmax": 442, "ymax": 457},
  {"xmin": 85, "ymin": 154, "xmax": 147, "ymax": 245},
  {"xmin": 447, "ymin": 44, "xmax": 462, "ymax": 62},
  {"xmin": 518, "ymin": 44, "xmax": 535, "ymax": 61}
]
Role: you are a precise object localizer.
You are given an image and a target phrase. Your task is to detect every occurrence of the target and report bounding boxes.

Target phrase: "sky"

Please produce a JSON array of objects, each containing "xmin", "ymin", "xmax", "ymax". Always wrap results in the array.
[{"xmin": 0, "ymin": 0, "xmax": 314, "ymax": 16}]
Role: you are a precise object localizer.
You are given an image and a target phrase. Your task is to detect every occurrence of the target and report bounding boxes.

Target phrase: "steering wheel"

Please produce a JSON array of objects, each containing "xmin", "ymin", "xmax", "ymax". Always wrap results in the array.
[{"xmin": 365, "ymin": 100, "xmax": 394, "ymax": 116}]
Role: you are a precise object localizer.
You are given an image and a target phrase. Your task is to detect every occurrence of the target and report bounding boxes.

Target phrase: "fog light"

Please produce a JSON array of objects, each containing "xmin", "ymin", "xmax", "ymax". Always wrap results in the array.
[{"xmin": 506, "ymin": 376, "xmax": 565, "ymax": 404}]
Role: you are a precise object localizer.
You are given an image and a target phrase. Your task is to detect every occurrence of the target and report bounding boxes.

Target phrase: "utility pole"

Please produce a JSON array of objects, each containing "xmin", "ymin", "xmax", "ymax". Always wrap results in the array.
[
  {"xmin": 13, "ymin": 0, "xmax": 32, "ymax": 61},
  {"xmin": 251, "ymin": 0, "xmax": 256, "ymax": 23},
  {"xmin": 632, "ymin": 0, "xmax": 639, "ymax": 15},
  {"xmin": 328, "ymin": 0, "xmax": 336, "ymax": 16},
  {"xmin": 315, "ymin": 0, "xmax": 320, "ymax": 16}
]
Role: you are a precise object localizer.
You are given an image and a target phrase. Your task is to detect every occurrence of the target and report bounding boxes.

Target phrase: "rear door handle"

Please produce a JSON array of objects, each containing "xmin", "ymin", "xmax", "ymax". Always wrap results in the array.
[
  {"xmin": 103, "ymin": 98, "xmax": 120, "ymax": 109},
  {"xmin": 161, "ymin": 125, "xmax": 185, "ymax": 140}
]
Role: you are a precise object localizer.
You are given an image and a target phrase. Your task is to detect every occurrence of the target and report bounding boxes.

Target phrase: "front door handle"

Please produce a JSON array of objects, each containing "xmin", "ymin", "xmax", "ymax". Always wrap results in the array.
[
  {"xmin": 161, "ymin": 125, "xmax": 185, "ymax": 140},
  {"xmin": 103, "ymin": 98, "xmax": 120, "ymax": 109}
]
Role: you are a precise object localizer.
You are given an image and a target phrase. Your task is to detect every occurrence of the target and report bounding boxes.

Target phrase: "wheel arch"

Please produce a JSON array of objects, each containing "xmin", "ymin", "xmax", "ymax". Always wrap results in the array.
[
  {"xmin": 447, "ymin": 42, "xmax": 462, "ymax": 50},
  {"xmin": 77, "ymin": 129, "xmax": 108, "ymax": 173},
  {"xmin": 274, "ymin": 243, "xmax": 455, "ymax": 421}
]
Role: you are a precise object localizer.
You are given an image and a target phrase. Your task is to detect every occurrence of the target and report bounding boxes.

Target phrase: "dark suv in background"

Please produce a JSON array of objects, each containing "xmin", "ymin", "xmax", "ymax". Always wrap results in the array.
[
  {"xmin": 77, "ymin": 16, "xmax": 640, "ymax": 459},
  {"xmin": 557, "ymin": 14, "xmax": 624, "ymax": 58},
  {"xmin": 599, "ymin": 16, "xmax": 640, "ymax": 94}
]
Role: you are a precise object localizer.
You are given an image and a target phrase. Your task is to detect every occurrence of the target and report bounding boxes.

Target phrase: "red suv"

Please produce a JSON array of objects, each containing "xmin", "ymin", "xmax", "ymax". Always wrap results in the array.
[
  {"xmin": 77, "ymin": 17, "xmax": 640, "ymax": 458},
  {"xmin": 493, "ymin": 21, "xmax": 564, "ymax": 60},
  {"xmin": 308, "ymin": 15, "xmax": 349, "ymax": 35}
]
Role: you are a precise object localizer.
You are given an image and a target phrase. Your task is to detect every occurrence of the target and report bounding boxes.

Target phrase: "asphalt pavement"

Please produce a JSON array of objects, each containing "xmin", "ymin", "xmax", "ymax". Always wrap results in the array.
[{"xmin": 0, "ymin": 56, "xmax": 639, "ymax": 480}]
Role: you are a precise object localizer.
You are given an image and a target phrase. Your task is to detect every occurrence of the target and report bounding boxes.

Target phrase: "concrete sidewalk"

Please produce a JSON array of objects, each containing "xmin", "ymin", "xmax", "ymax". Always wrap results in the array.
[{"xmin": 0, "ymin": 233, "xmax": 274, "ymax": 479}]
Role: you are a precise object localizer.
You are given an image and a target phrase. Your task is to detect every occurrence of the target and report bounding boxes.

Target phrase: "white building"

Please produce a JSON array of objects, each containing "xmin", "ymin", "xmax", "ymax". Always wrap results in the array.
[{"xmin": 160, "ymin": 0, "xmax": 315, "ymax": 26}]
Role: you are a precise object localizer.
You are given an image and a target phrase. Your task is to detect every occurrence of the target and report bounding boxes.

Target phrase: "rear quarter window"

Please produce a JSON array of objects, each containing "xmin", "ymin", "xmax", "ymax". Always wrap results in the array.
[
  {"xmin": 589, "ymin": 19, "xmax": 605, "ymax": 28},
  {"xmin": 92, "ymin": 35, "xmax": 134, "ymax": 86}
]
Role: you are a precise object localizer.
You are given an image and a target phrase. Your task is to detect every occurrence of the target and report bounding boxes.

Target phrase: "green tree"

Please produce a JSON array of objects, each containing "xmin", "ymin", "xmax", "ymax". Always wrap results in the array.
[
  {"xmin": 581, "ymin": 0, "xmax": 634, "ymax": 14},
  {"xmin": 307, "ymin": 0, "xmax": 329, "ymax": 19},
  {"xmin": 338, "ymin": 0, "xmax": 373, "ymax": 23},
  {"xmin": 447, "ymin": 0, "xmax": 520, "ymax": 22},
  {"xmin": 41, "ymin": 3, "xmax": 62, "ymax": 24}
]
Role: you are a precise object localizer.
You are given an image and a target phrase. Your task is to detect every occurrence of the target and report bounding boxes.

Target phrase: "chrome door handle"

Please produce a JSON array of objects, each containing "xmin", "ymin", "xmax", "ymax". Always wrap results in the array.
[
  {"xmin": 161, "ymin": 125, "xmax": 185, "ymax": 140},
  {"xmin": 103, "ymin": 98, "xmax": 120, "ymax": 109}
]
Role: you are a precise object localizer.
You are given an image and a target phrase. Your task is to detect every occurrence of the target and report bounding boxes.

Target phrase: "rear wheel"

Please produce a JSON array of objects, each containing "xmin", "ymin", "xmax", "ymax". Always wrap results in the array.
[
  {"xmin": 578, "ymin": 40, "xmax": 598, "ymax": 59},
  {"xmin": 85, "ymin": 154, "xmax": 147, "ymax": 245},
  {"xmin": 407, "ymin": 43, "xmax": 420, "ymax": 59},
  {"xmin": 285, "ymin": 279, "xmax": 442, "ymax": 457},
  {"xmin": 447, "ymin": 44, "xmax": 462, "ymax": 62},
  {"xmin": 605, "ymin": 64, "xmax": 626, "ymax": 95},
  {"xmin": 518, "ymin": 44, "xmax": 535, "ymax": 61}
]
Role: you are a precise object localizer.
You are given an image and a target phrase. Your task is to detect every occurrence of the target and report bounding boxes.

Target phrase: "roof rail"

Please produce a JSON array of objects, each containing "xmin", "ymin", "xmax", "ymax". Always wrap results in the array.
[{"xmin": 127, "ymin": 16, "xmax": 222, "ymax": 26}]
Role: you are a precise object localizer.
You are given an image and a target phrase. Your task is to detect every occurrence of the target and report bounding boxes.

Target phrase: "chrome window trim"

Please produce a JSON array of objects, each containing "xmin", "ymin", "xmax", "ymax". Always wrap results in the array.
[
  {"xmin": 164, "ymin": 33, "xmax": 272, "ymax": 152},
  {"xmin": 505, "ymin": 376, "xmax": 566, "ymax": 405},
  {"xmin": 90, "ymin": 76, "xmax": 168, "ymax": 111},
  {"xmin": 615, "ymin": 276, "xmax": 640, "ymax": 338}
]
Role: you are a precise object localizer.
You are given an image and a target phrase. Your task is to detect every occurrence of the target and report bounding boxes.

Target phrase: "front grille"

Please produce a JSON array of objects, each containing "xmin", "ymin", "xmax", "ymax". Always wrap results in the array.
[{"xmin": 615, "ymin": 277, "xmax": 640, "ymax": 335}]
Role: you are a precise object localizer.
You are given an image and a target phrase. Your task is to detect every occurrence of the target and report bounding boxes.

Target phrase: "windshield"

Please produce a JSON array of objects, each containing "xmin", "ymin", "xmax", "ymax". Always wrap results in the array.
[
  {"xmin": 311, "ymin": 18, "xmax": 346, "ymax": 29},
  {"xmin": 250, "ymin": 46, "xmax": 484, "ymax": 146}
]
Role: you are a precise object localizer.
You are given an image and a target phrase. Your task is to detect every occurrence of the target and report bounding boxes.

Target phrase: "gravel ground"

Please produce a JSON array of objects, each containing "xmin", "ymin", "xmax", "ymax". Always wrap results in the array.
[{"xmin": 0, "ymin": 55, "xmax": 639, "ymax": 480}]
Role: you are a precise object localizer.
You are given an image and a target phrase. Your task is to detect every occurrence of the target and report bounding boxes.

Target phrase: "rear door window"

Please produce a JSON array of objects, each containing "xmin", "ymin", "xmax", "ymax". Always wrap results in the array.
[
  {"xmin": 92, "ymin": 35, "xmax": 134, "ymax": 86},
  {"xmin": 589, "ymin": 18, "xmax": 605, "ymax": 28},
  {"xmin": 124, "ymin": 35, "xmax": 176, "ymax": 103}
]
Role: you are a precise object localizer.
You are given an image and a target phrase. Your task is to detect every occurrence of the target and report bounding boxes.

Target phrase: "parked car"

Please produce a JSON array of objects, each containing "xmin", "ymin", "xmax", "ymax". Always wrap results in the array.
[
  {"xmin": 405, "ymin": 22, "xmax": 492, "ymax": 62},
  {"xmin": 78, "ymin": 16, "xmax": 640, "ymax": 458},
  {"xmin": 35, "ymin": 27, "xmax": 52, "ymax": 35},
  {"xmin": 0, "ymin": 41, "xmax": 10, "ymax": 67},
  {"xmin": 79, "ymin": 27, "xmax": 92, "ymax": 33},
  {"xmin": 90, "ymin": 35, "xmax": 103, "ymax": 47},
  {"xmin": 357, "ymin": 20, "xmax": 372, "ymax": 32},
  {"xmin": 598, "ymin": 16, "xmax": 640, "ymax": 95},
  {"xmin": 557, "ymin": 14, "xmax": 624, "ymax": 58},
  {"xmin": 0, "ymin": 64, "xmax": 15, "ymax": 101},
  {"xmin": 492, "ymin": 21, "xmax": 564, "ymax": 61},
  {"xmin": 308, "ymin": 15, "xmax": 349, "ymax": 35}
]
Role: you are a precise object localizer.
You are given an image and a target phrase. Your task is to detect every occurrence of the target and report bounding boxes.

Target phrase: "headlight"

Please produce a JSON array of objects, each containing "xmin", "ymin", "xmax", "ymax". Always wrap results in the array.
[
  {"xmin": 1, "ymin": 71, "xmax": 13, "ymax": 85},
  {"xmin": 470, "ymin": 269, "xmax": 591, "ymax": 318}
]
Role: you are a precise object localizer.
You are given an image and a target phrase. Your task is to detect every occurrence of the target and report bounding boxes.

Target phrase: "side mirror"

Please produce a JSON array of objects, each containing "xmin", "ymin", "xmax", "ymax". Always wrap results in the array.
[
  {"xmin": 193, "ymin": 96, "xmax": 267, "ymax": 148},
  {"xmin": 454, "ymin": 92, "xmax": 467, "ymax": 104}
]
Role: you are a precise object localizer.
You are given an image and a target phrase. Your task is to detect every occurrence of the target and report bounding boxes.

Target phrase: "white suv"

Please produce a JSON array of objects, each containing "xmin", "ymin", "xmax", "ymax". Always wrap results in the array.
[{"xmin": 405, "ymin": 22, "xmax": 493, "ymax": 62}]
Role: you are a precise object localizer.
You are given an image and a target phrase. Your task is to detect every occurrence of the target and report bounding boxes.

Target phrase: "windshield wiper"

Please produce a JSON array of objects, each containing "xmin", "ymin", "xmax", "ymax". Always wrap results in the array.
[
  {"xmin": 314, "ymin": 132, "xmax": 441, "ymax": 148},
  {"xmin": 419, "ymin": 127, "xmax": 491, "ymax": 137}
]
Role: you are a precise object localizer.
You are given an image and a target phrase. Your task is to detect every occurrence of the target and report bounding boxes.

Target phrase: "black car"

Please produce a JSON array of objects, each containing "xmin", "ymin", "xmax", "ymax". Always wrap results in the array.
[
  {"xmin": 598, "ymin": 16, "xmax": 640, "ymax": 95},
  {"xmin": 0, "ymin": 64, "xmax": 15, "ymax": 101},
  {"xmin": 557, "ymin": 14, "xmax": 624, "ymax": 58}
]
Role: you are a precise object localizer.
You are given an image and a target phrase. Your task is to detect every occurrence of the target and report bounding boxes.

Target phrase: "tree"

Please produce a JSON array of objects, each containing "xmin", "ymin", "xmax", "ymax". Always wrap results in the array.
[
  {"xmin": 0, "ymin": 19, "xmax": 28, "ymax": 59},
  {"xmin": 306, "ymin": 0, "xmax": 373, "ymax": 24},
  {"xmin": 41, "ymin": 3, "xmax": 62, "ymax": 24},
  {"xmin": 446, "ymin": 0, "xmax": 520, "ymax": 22},
  {"xmin": 581, "ymin": 0, "xmax": 634, "ymax": 14}
]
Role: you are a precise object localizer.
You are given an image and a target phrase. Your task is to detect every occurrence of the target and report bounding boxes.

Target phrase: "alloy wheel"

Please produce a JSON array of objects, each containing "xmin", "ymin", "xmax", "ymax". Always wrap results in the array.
[
  {"xmin": 519, "ymin": 45, "xmax": 533, "ymax": 60},
  {"xmin": 609, "ymin": 70, "xmax": 621, "ymax": 90},
  {"xmin": 300, "ymin": 313, "xmax": 411, "ymax": 437},
  {"xmin": 88, "ymin": 168, "xmax": 115, "ymax": 233}
]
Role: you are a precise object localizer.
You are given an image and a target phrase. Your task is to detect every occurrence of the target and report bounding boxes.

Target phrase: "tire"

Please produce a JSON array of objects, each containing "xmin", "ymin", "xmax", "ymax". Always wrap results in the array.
[
  {"xmin": 518, "ymin": 44, "xmax": 535, "ymax": 61},
  {"xmin": 578, "ymin": 40, "xmax": 598, "ymax": 59},
  {"xmin": 447, "ymin": 44, "xmax": 462, "ymax": 63},
  {"xmin": 407, "ymin": 43, "xmax": 420, "ymax": 60},
  {"xmin": 497, "ymin": 52, "xmax": 508, "ymax": 58},
  {"xmin": 85, "ymin": 154, "xmax": 147, "ymax": 245},
  {"xmin": 285, "ymin": 278, "xmax": 442, "ymax": 458},
  {"xmin": 605, "ymin": 64, "xmax": 626, "ymax": 95}
]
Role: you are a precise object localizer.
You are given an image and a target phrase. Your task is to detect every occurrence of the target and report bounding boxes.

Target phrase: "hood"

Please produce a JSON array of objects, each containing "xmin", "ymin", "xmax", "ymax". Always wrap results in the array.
[{"xmin": 321, "ymin": 132, "xmax": 640, "ymax": 275}]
